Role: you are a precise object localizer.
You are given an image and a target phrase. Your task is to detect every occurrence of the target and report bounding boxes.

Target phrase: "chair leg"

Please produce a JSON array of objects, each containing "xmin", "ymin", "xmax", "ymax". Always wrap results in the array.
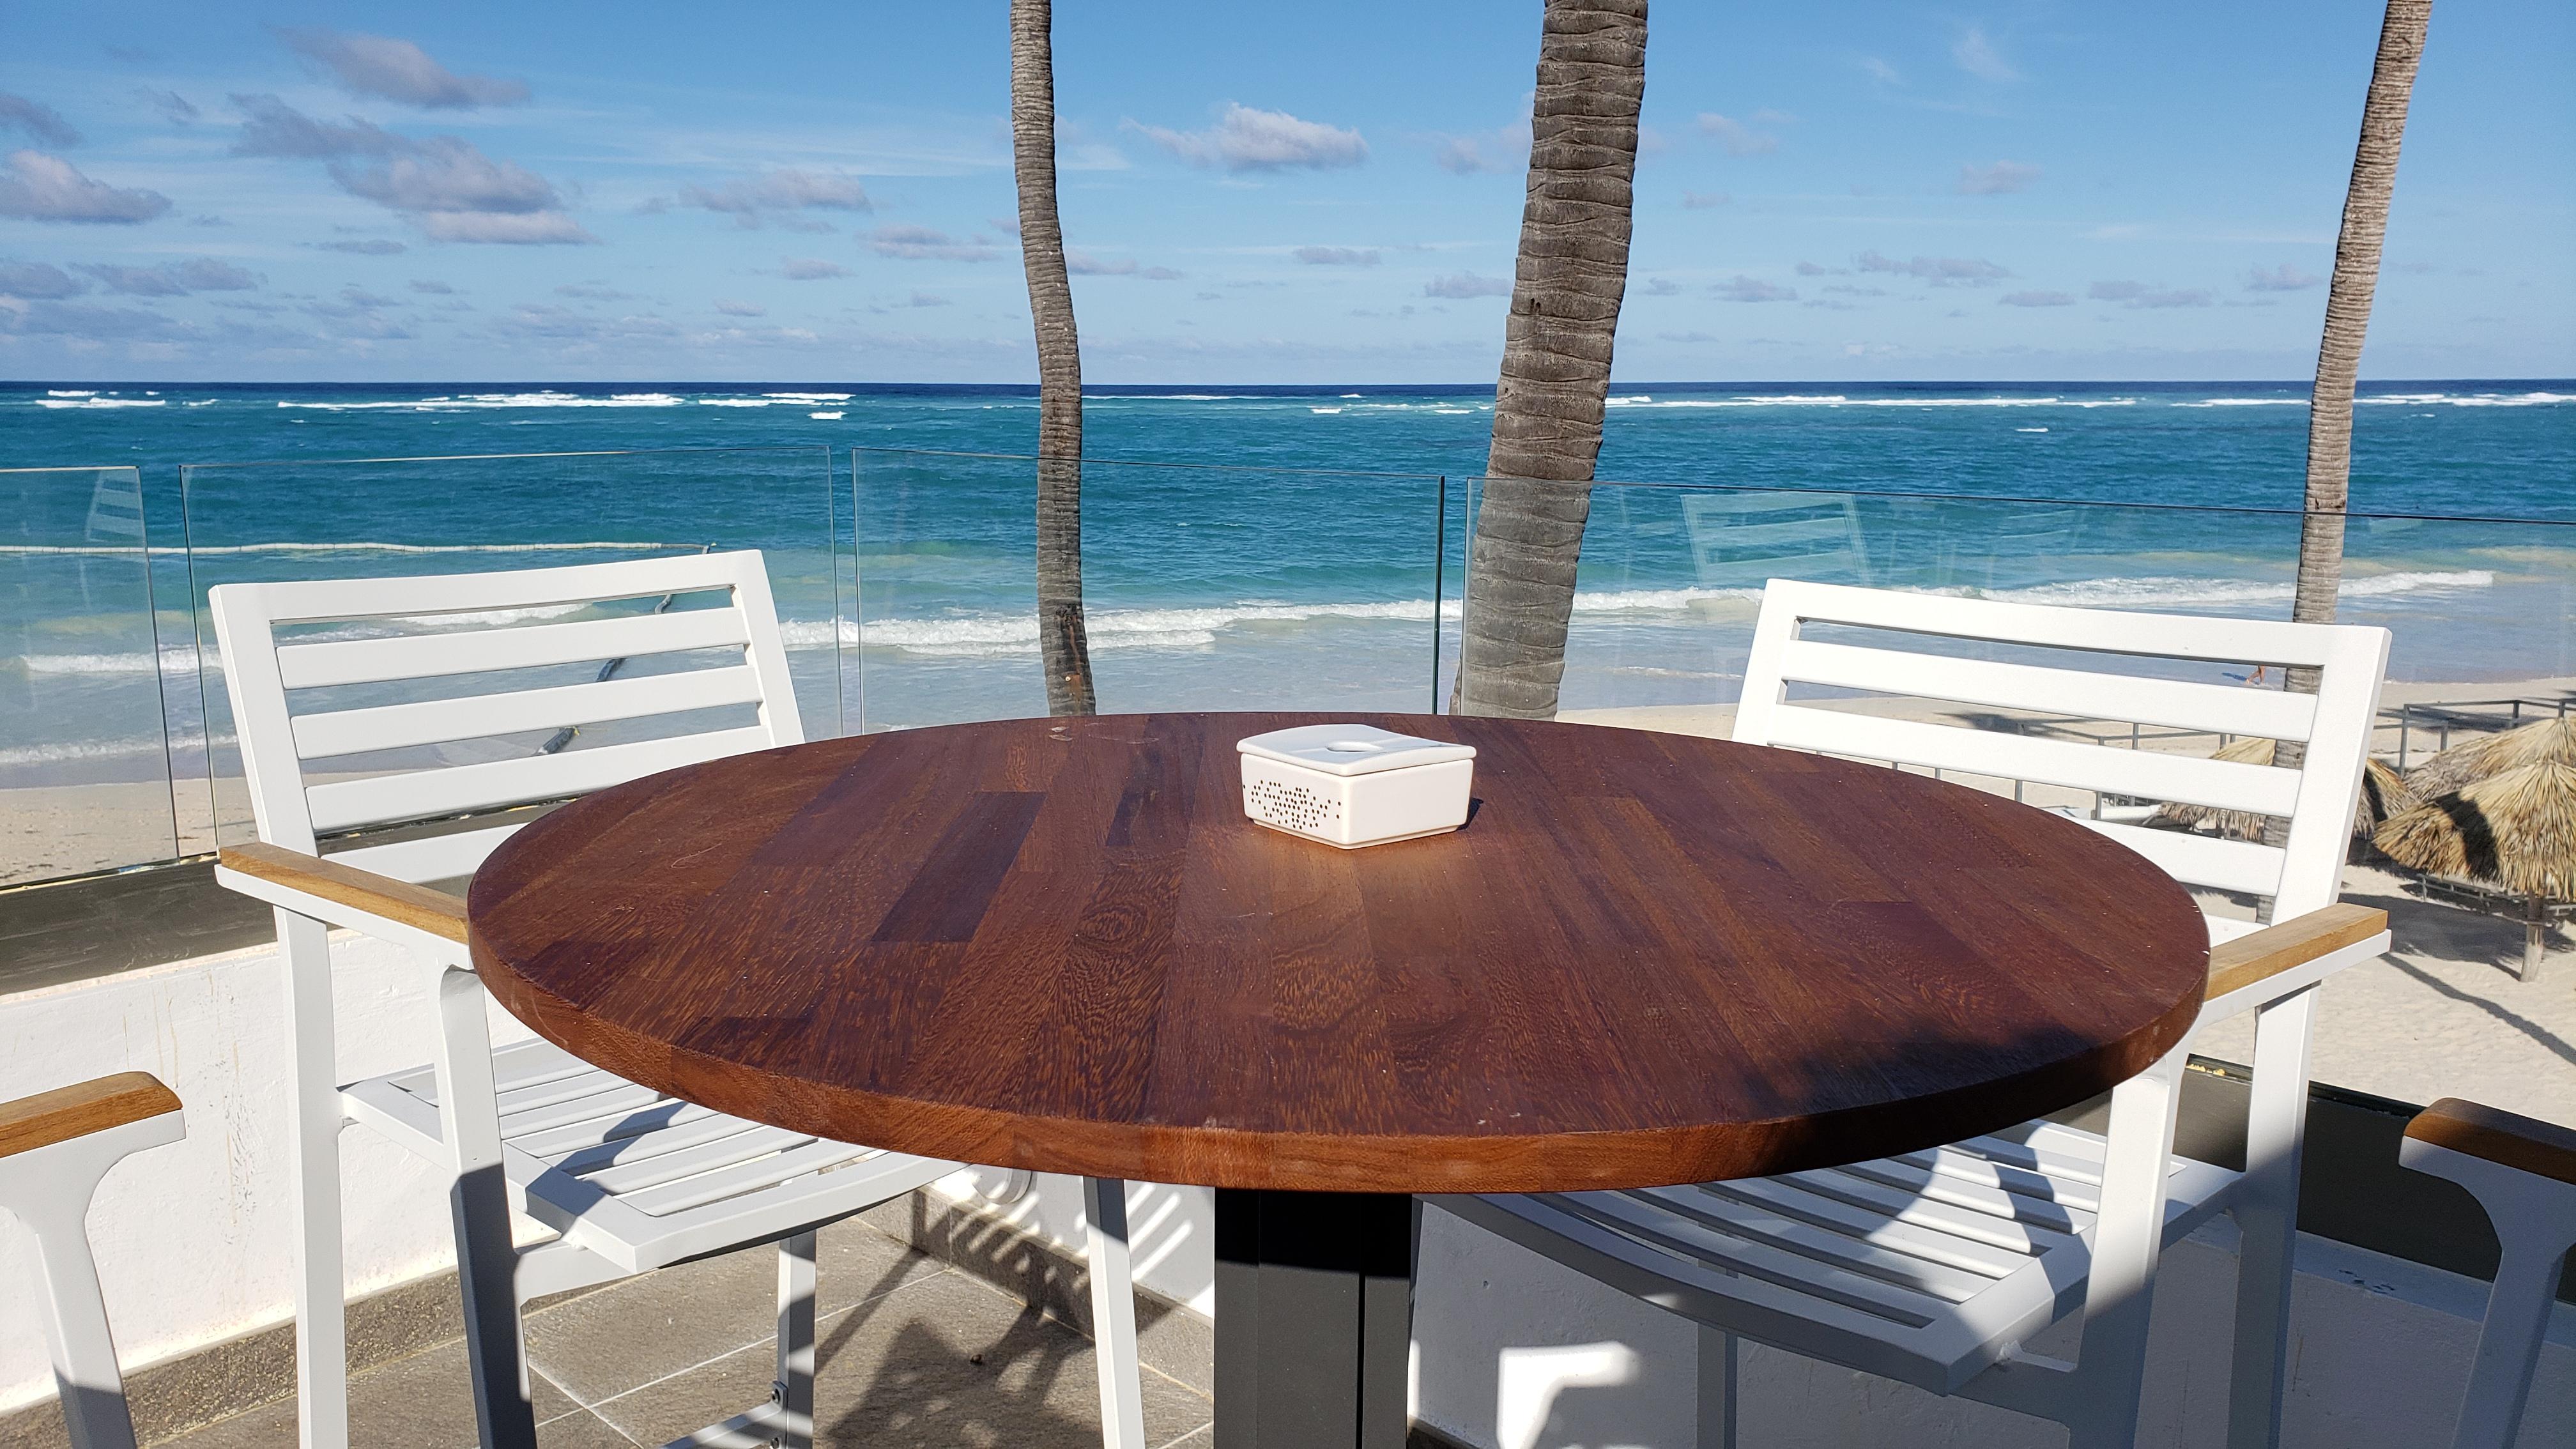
[
  {"xmin": 2226, "ymin": 985, "xmax": 2319, "ymax": 1449},
  {"xmin": 278, "ymin": 910, "xmax": 352, "ymax": 1449},
  {"xmin": 2449, "ymin": 1230, "xmax": 2576, "ymax": 1449},
  {"xmin": 1083, "ymin": 1177, "xmax": 1147, "ymax": 1449},
  {"xmin": 771, "ymin": 1232, "xmax": 818, "ymax": 1449},
  {"xmin": 0, "ymin": 1131, "xmax": 161, "ymax": 1449},
  {"xmin": 1694, "ymin": 1324, "xmax": 1738, "ymax": 1449},
  {"xmin": 431, "ymin": 965, "xmax": 539, "ymax": 1449},
  {"xmin": 2062, "ymin": 1047, "xmax": 2189, "ymax": 1449}
]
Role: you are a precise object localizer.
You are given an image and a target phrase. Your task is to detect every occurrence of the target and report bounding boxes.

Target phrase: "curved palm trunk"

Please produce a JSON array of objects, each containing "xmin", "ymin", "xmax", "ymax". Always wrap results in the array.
[
  {"xmin": 1452, "ymin": 0, "xmax": 1648, "ymax": 719},
  {"xmin": 1011, "ymin": 0, "xmax": 1096, "ymax": 716},
  {"xmin": 2289, "ymin": 0, "xmax": 2432, "ymax": 647}
]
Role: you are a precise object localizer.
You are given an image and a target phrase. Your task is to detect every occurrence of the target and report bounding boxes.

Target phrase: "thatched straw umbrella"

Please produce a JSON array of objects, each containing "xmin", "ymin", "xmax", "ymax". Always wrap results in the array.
[
  {"xmin": 2405, "ymin": 714, "xmax": 2576, "ymax": 799},
  {"xmin": 2375, "ymin": 762, "xmax": 2576, "ymax": 898},
  {"xmin": 2149, "ymin": 737, "xmax": 2415, "ymax": 842},
  {"xmin": 2375, "ymin": 760, "xmax": 2576, "ymax": 977}
]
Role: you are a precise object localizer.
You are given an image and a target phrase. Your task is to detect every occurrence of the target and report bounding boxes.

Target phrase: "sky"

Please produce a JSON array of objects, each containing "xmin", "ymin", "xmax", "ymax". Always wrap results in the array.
[{"xmin": 1, "ymin": 1, "xmax": 2569, "ymax": 384}]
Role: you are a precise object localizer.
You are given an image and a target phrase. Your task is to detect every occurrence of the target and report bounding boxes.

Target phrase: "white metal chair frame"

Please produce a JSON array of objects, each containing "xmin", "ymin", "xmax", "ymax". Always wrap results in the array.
[
  {"xmin": 2400, "ymin": 1098, "xmax": 2576, "ymax": 1449},
  {"xmin": 207, "ymin": 552, "xmax": 1146, "ymax": 1449},
  {"xmin": 0, "ymin": 1073, "xmax": 187, "ymax": 1449},
  {"xmin": 1446, "ymin": 579, "xmax": 2396, "ymax": 1449}
]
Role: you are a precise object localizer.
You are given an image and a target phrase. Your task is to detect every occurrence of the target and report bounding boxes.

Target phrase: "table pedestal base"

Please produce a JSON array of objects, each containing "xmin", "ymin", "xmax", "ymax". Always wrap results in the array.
[{"xmin": 1214, "ymin": 1190, "xmax": 1416, "ymax": 1449}]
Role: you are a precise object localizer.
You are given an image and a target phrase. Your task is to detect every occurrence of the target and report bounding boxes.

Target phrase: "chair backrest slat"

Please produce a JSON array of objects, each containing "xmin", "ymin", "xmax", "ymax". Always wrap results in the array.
[
  {"xmin": 291, "ymin": 665, "xmax": 767, "ymax": 758},
  {"xmin": 1779, "ymin": 639, "xmax": 2321, "ymax": 741},
  {"xmin": 1761, "ymin": 705, "xmax": 2305, "ymax": 816},
  {"xmin": 274, "ymin": 608, "xmax": 752, "ymax": 691},
  {"xmin": 210, "ymin": 550, "xmax": 802, "ymax": 873},
  {"xmin": 1736, "ymin": 579, "xmax": 2390, "ymax": 919},
  {"xmin": 303, "ymin": 725, "xmax": 774, "ymax": 834}
]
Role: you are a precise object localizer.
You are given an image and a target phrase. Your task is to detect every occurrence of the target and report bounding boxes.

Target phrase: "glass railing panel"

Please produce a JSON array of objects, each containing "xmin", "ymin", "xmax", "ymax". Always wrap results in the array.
[
  {"xmin": 178, "ymin": 447, "xmax": 839, "ymax": 850},
  {"xmin": 0, "ymin": 466, "xmax": 178, "ymax": 885},
  {"xmin": 852, "ymin": 448, "xmax": 1450, "ymax": 730}
]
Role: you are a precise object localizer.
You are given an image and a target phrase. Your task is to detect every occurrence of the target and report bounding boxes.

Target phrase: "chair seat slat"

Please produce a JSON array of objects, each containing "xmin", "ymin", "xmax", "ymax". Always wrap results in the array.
[
  {"xmin": 1544, "ymin": 1192, "xmax": 1949, "ymax": 1329},
  {"xmin": 1625, "ymin": 1186, "xmax": 2000, "ymax": 1301},
  {"xmin": 1691, "ymin": 1178, "xmax": 2045, "ymax": 1278},
  {"xmin": 617, "ymin": 1138, "xmax": 882, "ymax": 1218}
]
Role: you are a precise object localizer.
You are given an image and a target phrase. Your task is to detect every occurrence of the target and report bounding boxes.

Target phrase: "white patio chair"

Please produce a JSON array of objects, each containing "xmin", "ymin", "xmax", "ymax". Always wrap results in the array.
[
  {"xmin": 2400, "ymin": 1098, "xmax": 2576, "ymax": 1449},
  {"xmin": 208, "ymin": 551, "xmax": 1147, "ymax": 1449},
  {"xmin": 1, "ymin": 1071, "xmax": 187, "ymax": 1449},
  {"xmin": 1445, "ymin": 578, "xmax": 2396, "ymax": 1449}
]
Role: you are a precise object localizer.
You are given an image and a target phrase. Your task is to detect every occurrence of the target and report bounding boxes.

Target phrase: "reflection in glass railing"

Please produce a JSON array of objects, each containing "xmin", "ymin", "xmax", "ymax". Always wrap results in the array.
[
  {"xmin": 177, "ymin": 447, "xmax": 840, "ymax": 850},
  {"xmin": 0, "ymin": 466, "xmax": 179, "ymax": 885},
  {"xmin": 852, "ymin": 448, "xmax": 1460, "ymax": 731}
]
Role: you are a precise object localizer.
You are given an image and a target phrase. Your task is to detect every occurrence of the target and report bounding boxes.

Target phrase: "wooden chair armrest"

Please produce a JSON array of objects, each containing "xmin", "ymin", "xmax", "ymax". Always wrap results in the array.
[
  {"xmin": 2204, "ymin": 902, "xmax": 2387, "ymax": 1000},
  {"xmin": 218, "ymin": 841, "xmax": 468, "ymax": 946},
  {"xmin": 0, "ymin": 1072, "xmax": 182, "ymax": 1161},
  {"xmin": 2407, "ymin": 1098, "xmax": 2576, "ymax": 1188}
]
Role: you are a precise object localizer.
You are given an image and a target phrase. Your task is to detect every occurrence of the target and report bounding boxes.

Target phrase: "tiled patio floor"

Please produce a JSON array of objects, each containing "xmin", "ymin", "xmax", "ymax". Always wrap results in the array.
[{"xmin": 154, "ymin": 1219, "xmax": 1213, "ymax": 1448}]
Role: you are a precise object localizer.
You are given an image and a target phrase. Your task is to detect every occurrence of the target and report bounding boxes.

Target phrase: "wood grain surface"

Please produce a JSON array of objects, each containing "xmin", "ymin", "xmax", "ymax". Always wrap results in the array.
[
  {"xmin": 468, "ymin": 713, "xmax": 2211, "ymax": 1193},
  {"xmin": 0, "ymin": 1071, "xmax": 181, "ymax": 1160},
  {"xmin": 2409, "ymin": 1097, "xmax": 2576, "ymax": 1188}
]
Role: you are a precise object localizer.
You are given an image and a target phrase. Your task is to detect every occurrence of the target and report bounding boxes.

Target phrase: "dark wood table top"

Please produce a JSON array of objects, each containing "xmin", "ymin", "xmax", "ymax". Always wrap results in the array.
[{"xmin": 468, "ymin": 712, "xmax": 2209, "ymax": 1193}]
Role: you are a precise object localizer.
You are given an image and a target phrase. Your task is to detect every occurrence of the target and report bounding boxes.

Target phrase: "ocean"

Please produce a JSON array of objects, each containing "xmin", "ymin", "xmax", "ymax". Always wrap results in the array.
[{"xmin": 3, "ymin": 378, "xmax": 2572, "ymax": 880}]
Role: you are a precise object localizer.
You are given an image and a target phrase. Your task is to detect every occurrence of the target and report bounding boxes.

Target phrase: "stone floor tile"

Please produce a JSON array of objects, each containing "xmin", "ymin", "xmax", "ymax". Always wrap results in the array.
[
  {"xmin": 525, "ymin": 1218, "xmax": 946, "ymax": 1407},
  {"xmin": 154, "ymin": 1337, "xmax": 612, "ymax": 1448},
  {"xmin": 586, "ymin": 1269, "xmax": 1211, "ymax": 1449}
]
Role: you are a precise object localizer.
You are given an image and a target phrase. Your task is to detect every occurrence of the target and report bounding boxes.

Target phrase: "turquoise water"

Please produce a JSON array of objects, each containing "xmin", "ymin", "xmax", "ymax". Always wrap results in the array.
[{"xmin": 3, "ymin": 378, "xmax": 2572, "ymax": 878}]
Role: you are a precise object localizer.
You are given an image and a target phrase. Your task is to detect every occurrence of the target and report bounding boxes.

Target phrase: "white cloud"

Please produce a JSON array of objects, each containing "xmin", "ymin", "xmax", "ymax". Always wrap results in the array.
[
  {"xmin": 229, "ymin": 97, "xmax": 590, "ymax": 243},
  {"xmin": 1957, "ymin": 160, "xmax": 2041, "ymax": 195},
  {"xmin": 1715, "ymin": 275, "xmax": 1796, "ymax": 303},
  {"xmin": 2245, "ymin": 263, "xmax": 2322, "ymax": 291},
  {"xmin": 1136, "ymin": 103, "xmax": 1367, "ymax": 174},
  {"xmin": 416, "ymin": 210, "xmax": 594, "ymax": 245},
  {"xmin": 713, "ymin": 298, "xmax": 765, "ymax": 317},
  {"xmin": 1067, "ymin": 249, "xmax": 1137, "ymax": 275},
  {"xmin": 277, "ymin": 29, "xmax": 530, "ymax": 109},
  {"xmin": 1859, "ymin": 56, "xmax": 1903, "ymax": 86},
  {"xmin": 668, "ymin": 170, "xmax": 871, "ymax": 229},
  {"xmin": 1856, "ymin": 250, "xmax": 2009, "ymax": 284},
  {"xmin": 408, "ymin": 279, "xmax": 454, "ymax": 294},
  {"xmin": 312, "ymin": 237, "xmax": 406, "ymax": 254},
  {"xmin": 868, "ymin": 225, "xmax": 993, "ymax": 261},
  {"xmin": 1682, "ymin": 191, "xmax": 1731, "ymax": 210},
  {"xmin": 77, "ymin": 258, "xmax": 261, "ymax": 295},
  {"xmin": 1952, "ymin": 26, "xmax": 2021, "ymax": 82},
  {"xmin": 1697, "ymin": 113, "xmax": 1779, "ymax": 157},
  {"xmin": 1294, "ymin": 246, "xmax": 1379, "ymax": 266},
  {"xmin": 0, "ymin": 94, "xmax": 82, "ymax": 148},
  {"xmin": 138, "ymin": 89, "xmax": 199, "ymax": 125},
  {"xmin": 0, "ymin": 150, "xmax": 172, "ymax": 224},
  {"xmin": 1643, "ymin": 277, "xmax": 1682, "ymax": 296},
  {"xmin": 2090, "ymin": 279, "xmax": 2212, "ymax": 308},
  {"xmin": 2000, "ymin": 290, "xmax": 2074, "ymax": 307},
  {"xmin": 0, "ymin": 261, "xmax": 85, "ymax": 298},
  {"xmin": 1424, "ymin": 272, "xmax": 1511, "ymax": 299},
  {"xmin": 780, "ymin": 256, "xmax": 848, "ymax": 280}
]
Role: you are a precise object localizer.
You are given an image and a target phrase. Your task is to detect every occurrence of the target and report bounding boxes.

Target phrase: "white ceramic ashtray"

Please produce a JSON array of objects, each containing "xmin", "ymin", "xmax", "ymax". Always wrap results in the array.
[{"xmin": 1237, "ymin": 724, "xmax": 1477, "ymax": 849}]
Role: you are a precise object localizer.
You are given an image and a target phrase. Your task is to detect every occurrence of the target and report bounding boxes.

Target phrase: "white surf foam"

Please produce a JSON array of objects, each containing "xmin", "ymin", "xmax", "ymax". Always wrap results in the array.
[
  {"xmin": 1986, "ymin": 569, "xmax": 2494, "ymax": 610},
  {"xmin": 809, "ymin": 411, "xmax": 845, "ymax": 420},
  {"xmin": 36, "ymin": 397, "xmax": 164, "ymax": 410},
  {"xmin": 277, "ymin": 392, "xmax": 686, "ymax": 411}
]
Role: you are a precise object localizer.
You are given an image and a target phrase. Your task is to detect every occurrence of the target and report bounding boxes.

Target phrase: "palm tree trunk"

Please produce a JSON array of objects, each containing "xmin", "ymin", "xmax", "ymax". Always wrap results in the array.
[
  {"xmin": 1011, "ymin": 0, "xmax": 1096, "ymax": 716},
  {"xmin": 2288, "ymin": 0, "xmax": 2432, "ymax": 648},
  {"xmin": 1452, "ymin": 0, "xmax": 1648, "ymax": 719},
  {"xmin": 2267, "ymin": 0, "xmax": 2428, "ymax": 873}
]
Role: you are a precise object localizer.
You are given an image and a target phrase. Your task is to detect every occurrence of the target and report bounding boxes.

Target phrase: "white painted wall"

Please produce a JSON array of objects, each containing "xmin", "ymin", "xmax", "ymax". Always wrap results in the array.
[
  {"xmin": 6, "ymin": 939, "xmax": 2573, "ymax": 1449},
  {"xmin": 0, "ymin": 929, "xmax": 535, "ymax": 1415}
]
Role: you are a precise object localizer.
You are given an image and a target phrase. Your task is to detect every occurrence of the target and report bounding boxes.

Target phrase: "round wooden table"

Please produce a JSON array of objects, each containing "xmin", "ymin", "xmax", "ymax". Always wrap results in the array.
[{"xmin": 469, "ymin": 711, "xmax": 2209, "ymax": 1448}]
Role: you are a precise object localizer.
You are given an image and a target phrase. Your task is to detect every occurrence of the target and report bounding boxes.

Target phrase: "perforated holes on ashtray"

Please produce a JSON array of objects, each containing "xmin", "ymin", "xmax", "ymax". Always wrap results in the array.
[{"xmin": 1247, "ymin": 778, "xmax": 1340, "ymax": 834}]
